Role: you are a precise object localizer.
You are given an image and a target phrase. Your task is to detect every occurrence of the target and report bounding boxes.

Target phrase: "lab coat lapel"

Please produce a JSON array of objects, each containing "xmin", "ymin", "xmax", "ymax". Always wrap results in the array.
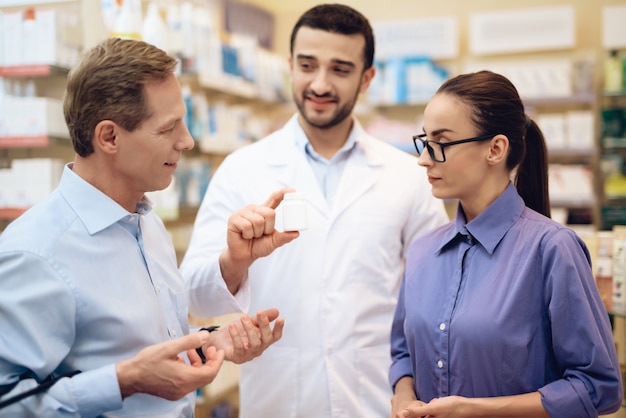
[
  {"xmin": 332, "ymin": 141, "xmax": 378, "ymax": 218},
  {"xmin": 268, "ymin": 130, "xmax": 330, "ymax": 215}
]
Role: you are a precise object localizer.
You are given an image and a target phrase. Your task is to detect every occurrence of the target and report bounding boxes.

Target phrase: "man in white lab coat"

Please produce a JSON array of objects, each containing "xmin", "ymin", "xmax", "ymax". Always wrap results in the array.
[{"xmin": 180, "ymin": 4, "xmax": 449, "ymax": 417}]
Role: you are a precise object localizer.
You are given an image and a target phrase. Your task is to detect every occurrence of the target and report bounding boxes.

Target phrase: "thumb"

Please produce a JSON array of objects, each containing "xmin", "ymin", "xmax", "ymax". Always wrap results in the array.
[
  {"xmin": 264, "ymin": 187, "xmax": 296, "ymax": 209},
  {"xmin": 401, "ymin": 407, "xmax": 424, "ymax": 418},
  {"xmin": 274, "ymin": 230, "xmax": 299, "ymax": 248}
]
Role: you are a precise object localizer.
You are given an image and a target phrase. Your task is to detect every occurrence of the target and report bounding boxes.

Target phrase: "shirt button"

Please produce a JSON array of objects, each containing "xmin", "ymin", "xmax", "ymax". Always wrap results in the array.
[
  {"xmin": 156, "ymin": 284, "xmax": 161, "ymax": 292},
  {"xmin": 439, "ymin": 323, "xmax": 446, "ymax": 331},
  {"xmin": 172, "ymin": 329, "xmax": 177, "ymax": 337},
  {"xmin": 129, "ymin": 215, "xmax": 136, "ymax": 222},
  {"xmin": 437, "ymin": 360, "xmax": 443, "ymax": 369}
]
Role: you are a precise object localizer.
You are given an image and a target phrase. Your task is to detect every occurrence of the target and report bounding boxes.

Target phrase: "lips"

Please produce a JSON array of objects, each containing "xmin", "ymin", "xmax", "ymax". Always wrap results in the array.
[
  {"xmin": 307, "ymin": 95, "xmax": 334, "ymax": 104},
  {"xmin": 305, "ymin": 91, "xmax": 337, "ymax": 107},
  {"xmin": 427, "ymin": 174, "xmax": 441, "ymax": 183}
]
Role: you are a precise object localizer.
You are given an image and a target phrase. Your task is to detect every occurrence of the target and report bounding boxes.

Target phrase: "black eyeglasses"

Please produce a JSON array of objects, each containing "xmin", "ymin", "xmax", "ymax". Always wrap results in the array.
[{"xmin": 412, "ymin": 133, "xmax": 496, "ymax": 162}]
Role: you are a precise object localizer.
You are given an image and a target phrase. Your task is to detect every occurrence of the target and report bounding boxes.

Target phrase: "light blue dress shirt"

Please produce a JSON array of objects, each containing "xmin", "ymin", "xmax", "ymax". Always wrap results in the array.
[
  {"xmin": 390, "ymin": 183, "xmax": 623, "ymax": 417},
  {"xmin": 294, "ymin": 124, "xmax": 357, "ymax": 208},
  {"xmin": 0, "ymin": 164, "xmax": 195, "ymax": 417}
]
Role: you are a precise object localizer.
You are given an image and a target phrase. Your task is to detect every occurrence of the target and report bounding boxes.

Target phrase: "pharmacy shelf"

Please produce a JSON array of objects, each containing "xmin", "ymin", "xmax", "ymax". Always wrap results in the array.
[
  {"xmin": 368, "ymin": 93, "xmax": 597, "ymax": 111},
  {"xmin": 0, "ymin": 135, "xmax": 69, "ymax": 148},
  {"xmin": 550, "ymin": 198, "xmax": 596, "ymax": 209},
  {"xmin": 548, "ymin": 147, "xmax": 595, "ymax": 163},
  {"xmin": 0, "ymin": 64, "xmax": 70, "ymax": 77},
  {"xmin": 0, "ymin": 0, "xmax": 73, "ymax": 6},
  {"xmin": 602, "ymin": 90, "xmax": 626, "ymax": 98},
  {"xmin": 180, "ymin": 71, "xmax": 290, "ymax": 106},
  {"xmin": 523, "ymin": 93, "xmax": 597, "ymax": 107}
]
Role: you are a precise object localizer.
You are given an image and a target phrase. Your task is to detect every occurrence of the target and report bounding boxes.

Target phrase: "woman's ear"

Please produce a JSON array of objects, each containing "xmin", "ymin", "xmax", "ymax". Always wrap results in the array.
[
  {"xmin": 486, "ymin": 134, "xmax": 509, "ymax": 165},
  {"xmin": 94, "ymin": 120, "xmax": 119, "ymax": 154}
]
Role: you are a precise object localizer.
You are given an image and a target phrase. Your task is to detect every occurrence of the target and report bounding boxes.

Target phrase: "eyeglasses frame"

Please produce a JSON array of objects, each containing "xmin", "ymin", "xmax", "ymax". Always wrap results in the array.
[{"xmin": 412, "ymin": 133, "xmax": 497, "ymax": 162}]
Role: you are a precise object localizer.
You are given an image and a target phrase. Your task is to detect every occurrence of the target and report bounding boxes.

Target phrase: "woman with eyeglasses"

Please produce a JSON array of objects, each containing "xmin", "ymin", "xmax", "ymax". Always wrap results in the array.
[{"xmin": 389, "ymin": 70, "xmax": 622, "ymax": 418}]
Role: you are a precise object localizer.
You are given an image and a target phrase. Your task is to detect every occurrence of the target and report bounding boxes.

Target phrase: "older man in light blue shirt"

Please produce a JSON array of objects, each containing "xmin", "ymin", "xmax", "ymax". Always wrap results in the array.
[
  {"xmin": 0, "ymin": 165, "xmax": 196, "ymax": 416},
  {"xmin": 0, "ymin": 37, "xmax": 285, "ymax": 418}
]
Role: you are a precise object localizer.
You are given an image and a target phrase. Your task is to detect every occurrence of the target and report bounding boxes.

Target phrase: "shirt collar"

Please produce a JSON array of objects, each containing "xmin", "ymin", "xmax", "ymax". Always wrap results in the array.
[
  {"xmin": 437, "ymin": 182, "xmax": 525, "ymax": 254},
  {"xmin": 58, "ymin": 163, "xmax": 153, "ymax": 235},
  {"xmin": 293, "ymin": 115, "xmax": 361, "ymax": 159}
]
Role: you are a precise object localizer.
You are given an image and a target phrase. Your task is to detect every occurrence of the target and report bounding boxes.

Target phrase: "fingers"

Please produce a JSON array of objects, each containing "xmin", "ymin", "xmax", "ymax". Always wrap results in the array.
[
  {"xmin": 233, "ymin": 188, "xmax": 297, "ymax": 238},
  {"xmin": 253, "ymin": 310, "xmax": 285, "ymax": 342},
  {"xmin": 270, "ymin": 316, "xmax": 285, "ymax": 341},
  {"xmin": 253, "ymin": 308, "xmax": 279, "ymax": 323},
  {"xmin": 246, "ymin": 311, "xmax": 284, "ymax": 348},
  {"xmin": 162, "ymin": 331, "xmax": 209, "ymax": 358},
  {"xmin": 229, "ymin": 205, "xmax": 276, "ymax": 240},
  {"xmin": 118, "ymin": 335, "xmax": 224, "ymax": 401},
  {"xmin": 201, "ymin": 346, "xmax": 225, "ymax": 370},
  {"xmin": 225, "ymin": 310, "xmax": 285, "ymax": 364}
]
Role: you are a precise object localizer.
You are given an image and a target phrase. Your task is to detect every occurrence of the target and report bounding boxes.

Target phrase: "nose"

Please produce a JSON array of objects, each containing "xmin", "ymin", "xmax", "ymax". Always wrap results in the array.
[
  {"xmin": 309, "ymin": 69, "xmax": 331, "ymax": 95},
  {"xmin": 417, "ymin": 150, "xmax": 433, "ymax": 167},
  {"xmin": 178, "ymin": 125, "xmax": 195, "ymax": 151}
]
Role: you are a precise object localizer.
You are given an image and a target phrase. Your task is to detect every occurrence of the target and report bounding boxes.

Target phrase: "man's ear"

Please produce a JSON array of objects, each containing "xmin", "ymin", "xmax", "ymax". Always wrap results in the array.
[
  {"xmin": 94, "ymin": 120, "xmax": 119, "ymax": 154},
  {"xmin": 487, "ymin": 134, "xmax": 509, "ymax": 165},
  {"xmin": 359, "ymin": 65, "xmax": 376, "ymax": 94}
]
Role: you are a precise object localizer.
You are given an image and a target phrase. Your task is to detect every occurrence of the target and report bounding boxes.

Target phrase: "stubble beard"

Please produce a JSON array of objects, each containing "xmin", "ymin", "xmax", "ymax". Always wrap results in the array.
[{"xmin": 293, "ymin": 88, "xmax": 360, "ymax": 130}]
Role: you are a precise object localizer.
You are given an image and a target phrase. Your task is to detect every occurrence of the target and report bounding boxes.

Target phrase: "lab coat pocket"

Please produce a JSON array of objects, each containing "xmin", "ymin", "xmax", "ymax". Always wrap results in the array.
[{"xmin": 357, "ymin": 345, "xmax": 393, "ymax": 417}]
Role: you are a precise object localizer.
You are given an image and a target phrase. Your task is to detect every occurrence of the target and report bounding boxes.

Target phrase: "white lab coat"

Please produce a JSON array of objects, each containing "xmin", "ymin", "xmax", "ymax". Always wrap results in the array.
[{"xmin": 181, "ymin": 115, "xmax": 449, "ymax": 417}]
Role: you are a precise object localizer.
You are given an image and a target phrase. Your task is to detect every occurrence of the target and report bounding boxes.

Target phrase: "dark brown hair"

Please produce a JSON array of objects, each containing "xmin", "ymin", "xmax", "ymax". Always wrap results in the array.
[
  {"xmin": 63, "ymin": 38, "xmax": 178, "ymax": 157},
  {"xmin": 436, "ymin": 70, "xmax": 550, "ymax": 217},
  {"xmin": 289, "ymin": 3, "xmax": 375, "ymax": 71}
]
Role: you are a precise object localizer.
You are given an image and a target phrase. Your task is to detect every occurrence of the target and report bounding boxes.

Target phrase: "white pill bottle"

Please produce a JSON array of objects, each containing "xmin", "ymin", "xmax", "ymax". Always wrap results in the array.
[{"xmin": 282, "ymin": 192, "xmax": 308, "ymax": 231}]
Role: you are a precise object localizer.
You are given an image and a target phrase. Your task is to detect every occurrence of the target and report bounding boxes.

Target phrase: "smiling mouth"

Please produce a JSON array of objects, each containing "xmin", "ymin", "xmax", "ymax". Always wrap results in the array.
[
  {"xmin": 305, "ymin": 91, "xmax": 337, "ymax": 104},
  {"xmin": 164, "ymin": 162, "xmax": 176, "ymax": 167},
  {"xmin": 308, "ymin": 96, "xmax": 335, "ymax": 103}
]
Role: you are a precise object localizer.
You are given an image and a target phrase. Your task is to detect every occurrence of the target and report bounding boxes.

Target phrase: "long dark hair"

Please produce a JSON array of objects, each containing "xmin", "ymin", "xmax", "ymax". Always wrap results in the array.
[{"xmin": 436, "ymin": 70, "xmax": 550, "ymax": 217}]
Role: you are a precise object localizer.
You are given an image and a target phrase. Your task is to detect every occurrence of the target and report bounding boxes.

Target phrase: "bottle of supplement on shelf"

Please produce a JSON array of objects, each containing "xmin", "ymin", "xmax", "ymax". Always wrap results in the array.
[
  {"xmin": 141, "ymin": 2, "xmax": 167, "ymax": 51},
  {"xmin": 604, "ymin": 49, "xmax": 623, "ymax": 93},
  {"xmin": 282, "ymin": 192, "xmax": 308, "ymax": 231},
  {"xmin": 110, "ymin": 0, "xmax": 141, "ymax": 40}
]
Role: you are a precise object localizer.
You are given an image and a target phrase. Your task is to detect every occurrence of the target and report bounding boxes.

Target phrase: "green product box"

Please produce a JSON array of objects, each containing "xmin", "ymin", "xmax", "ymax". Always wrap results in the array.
[
  {"xmin": 602, "ymin": 108, "xmax": 626, "ymax": 148},
  {"xmin": 602, "ymin": 206, "xmax": 626, "ymax": 231}
]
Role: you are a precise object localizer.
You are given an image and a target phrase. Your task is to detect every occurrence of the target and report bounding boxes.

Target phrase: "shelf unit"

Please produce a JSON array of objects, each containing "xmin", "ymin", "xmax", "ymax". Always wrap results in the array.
[
  {"xmin": 0, "ymin": 63, "xmax": 73, "ymax": 224},
  {"xmin": 0, "ymin": 63, "xmax": 69, "ymax": 77},
  {"xmin": 522, "ymin": 87, "xmax": 599, "ymax": 226},
  {"xmin": 599, "ymin": 89, "xmax": 626, "ymax": 230}
]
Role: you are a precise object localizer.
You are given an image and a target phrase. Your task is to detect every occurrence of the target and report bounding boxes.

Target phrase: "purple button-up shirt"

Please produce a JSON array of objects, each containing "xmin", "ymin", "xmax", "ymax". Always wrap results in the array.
[{"xmin": 390, "ymin": 183, "xmax": 622, "ymax": 417}]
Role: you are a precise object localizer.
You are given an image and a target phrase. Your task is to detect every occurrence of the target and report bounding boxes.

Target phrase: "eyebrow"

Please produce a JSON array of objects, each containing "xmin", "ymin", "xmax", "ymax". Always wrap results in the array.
[
  {"xmin": 296, "ymin": 54, "xmax": 356, "ymax": 69},
  {"xmin": 428, "ymin": 128, "xmax": 455, "ymax": 137}
]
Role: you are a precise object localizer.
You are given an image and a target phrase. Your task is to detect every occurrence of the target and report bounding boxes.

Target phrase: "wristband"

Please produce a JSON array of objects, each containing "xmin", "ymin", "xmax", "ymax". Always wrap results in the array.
[{"xmin": 196, "ymin": 326, "xmax": 220, "ymax": 364}]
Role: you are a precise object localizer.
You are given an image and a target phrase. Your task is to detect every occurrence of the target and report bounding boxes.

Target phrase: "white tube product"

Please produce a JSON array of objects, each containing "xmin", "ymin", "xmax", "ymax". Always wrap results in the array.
[{"xmin": 282, "ymin": 192, "xmax": 308, "ymax": 231}]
